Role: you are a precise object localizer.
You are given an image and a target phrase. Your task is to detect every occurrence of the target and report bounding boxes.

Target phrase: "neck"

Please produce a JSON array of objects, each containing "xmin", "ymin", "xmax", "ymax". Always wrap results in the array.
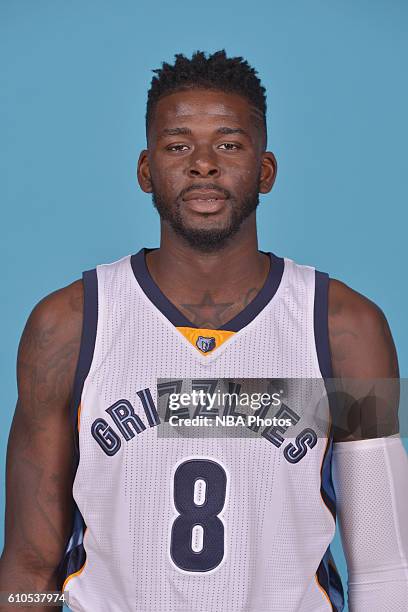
[{"xmin": 144, "ymin": 216, "xmax": 271, "ymax": 329}]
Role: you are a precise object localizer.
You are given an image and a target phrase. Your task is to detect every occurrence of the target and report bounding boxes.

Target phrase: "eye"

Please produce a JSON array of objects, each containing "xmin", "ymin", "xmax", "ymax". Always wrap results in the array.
[
  {"xmin": 166, "ymin": 144, "xmax": 190, "ymax": 152},
  {"xmin": 218, "ymin": 143, "xmax": 242, "ymax": 151}
]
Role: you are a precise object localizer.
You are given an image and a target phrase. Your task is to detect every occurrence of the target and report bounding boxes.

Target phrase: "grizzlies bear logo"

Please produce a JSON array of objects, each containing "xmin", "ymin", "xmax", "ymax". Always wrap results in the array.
[{"xmin": 196, "ymin": 336, "xmax": 216, "ymax": 353}]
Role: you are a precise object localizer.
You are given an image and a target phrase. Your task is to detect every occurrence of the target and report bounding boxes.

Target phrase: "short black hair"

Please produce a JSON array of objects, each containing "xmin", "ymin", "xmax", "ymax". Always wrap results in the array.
[{"xmin": 146, "ymin": 49, "xmax": 267, "ymax": 148}]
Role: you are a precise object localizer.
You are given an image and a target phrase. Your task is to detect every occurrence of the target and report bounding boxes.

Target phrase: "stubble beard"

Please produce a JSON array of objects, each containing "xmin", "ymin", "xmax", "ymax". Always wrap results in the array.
[{"xmin": 151, "ymin": 180, "xmax": 261, "ymax": 253}]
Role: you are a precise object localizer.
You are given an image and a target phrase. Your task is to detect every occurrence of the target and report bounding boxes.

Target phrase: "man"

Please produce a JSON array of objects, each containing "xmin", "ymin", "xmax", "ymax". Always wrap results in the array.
[{"xmin": 0, "ymin": 50, "xmax": 407, "ymax": 611}]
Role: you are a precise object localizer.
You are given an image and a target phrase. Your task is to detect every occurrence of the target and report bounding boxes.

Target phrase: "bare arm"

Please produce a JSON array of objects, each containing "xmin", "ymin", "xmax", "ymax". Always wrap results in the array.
[
  {"xmin": 0, "ymin": 279, "xmax": 83, "ymax": 610},
  {"xmin": 328, "ymin": 278, "xmax": 399, "ymax": 441},
  {"xmin": 329, "ymin": 279, "xmax": 408, "ymax": 611}
]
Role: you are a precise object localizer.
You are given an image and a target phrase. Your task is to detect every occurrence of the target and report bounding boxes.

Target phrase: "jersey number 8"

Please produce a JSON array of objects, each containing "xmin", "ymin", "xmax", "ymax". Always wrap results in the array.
[{"xmin": 170, "ymin": 459, "xmax": 227, "ymax": 572}]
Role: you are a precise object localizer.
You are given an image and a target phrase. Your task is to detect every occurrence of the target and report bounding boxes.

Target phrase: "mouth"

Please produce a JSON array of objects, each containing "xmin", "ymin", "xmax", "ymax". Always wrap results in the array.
[
  {"xmin": 182, "ymin": 197, "xmax": 229, "ymax": 214},
  {"xmin": 182, "ymin": 190, "xmax": 229, "ymax": 214}
]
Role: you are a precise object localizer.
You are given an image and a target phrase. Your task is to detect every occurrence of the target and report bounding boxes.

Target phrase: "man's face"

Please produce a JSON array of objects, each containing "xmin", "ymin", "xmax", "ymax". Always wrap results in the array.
[{"xmin": 138, "ymin": 88, "xmax": 276, "ymax": 252}]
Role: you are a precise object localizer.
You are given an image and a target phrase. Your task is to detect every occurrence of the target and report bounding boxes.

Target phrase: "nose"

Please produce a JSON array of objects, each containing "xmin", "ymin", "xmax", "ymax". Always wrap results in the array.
[{"xmin": 187, "ymin": 147, "xmax": 220, "ymax": 178}]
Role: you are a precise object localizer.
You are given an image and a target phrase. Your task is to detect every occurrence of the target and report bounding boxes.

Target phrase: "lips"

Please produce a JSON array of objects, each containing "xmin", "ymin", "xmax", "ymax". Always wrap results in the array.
[
  {"xmin": 183, "ymin": 190, "xmax": 227, "ymax": 202},
  {"xmin": 182, "ymin": 190, "xmax": 228, "ymax": 214}
]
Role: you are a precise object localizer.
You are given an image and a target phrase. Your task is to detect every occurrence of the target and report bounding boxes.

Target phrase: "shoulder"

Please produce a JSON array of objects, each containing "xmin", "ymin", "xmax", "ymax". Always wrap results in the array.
[
  {"xmin": 17, "ymin": 279, "xmax": 84, "ymax": 402},
  {"xmin": 24, "ymin": 278, "xmax": 83, "ymax": 340},
  {"xmin": 327, "ymin": 278, "xmax": 398, "ymax": 378}
]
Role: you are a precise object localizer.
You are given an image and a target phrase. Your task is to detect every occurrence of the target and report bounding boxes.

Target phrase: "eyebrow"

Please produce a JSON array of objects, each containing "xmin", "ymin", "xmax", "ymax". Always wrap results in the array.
[{"xmin": 160, "ymin": 126, "xmax": 250, "ymax": 138}]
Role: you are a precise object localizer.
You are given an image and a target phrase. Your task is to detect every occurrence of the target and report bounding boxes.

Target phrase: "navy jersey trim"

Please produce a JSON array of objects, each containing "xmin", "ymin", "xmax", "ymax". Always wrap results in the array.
[
  {"xmin": 58, "ymin": 268, "xmax": 97, "ymax": 587},
  {"xmin": 320, "ymin": 433, "xmax": 337, "ymax": 520},
  {"xmin": 314, "ymin": 271, "xmax": 344, "ymax": 609},
  {"xmin": 222, "ymin": 252, "xmax": 284, "ymax": 332},
  {"xmin": 69, "ymin": 268, "xmax": 98, "ymax": 452},
  {"xmin": 130, "ymin": 248, "xmax": 284, "ymax": 332},
  {"xmin": 314, "ymin": 271, "xmax": 333, "ymax": 378},
  {"xmin": 314, "ymin": 270, "xmax": 337, "ymax": 519},
  {"xmin": 131, "ymin": 248, "xmax": 191, "ymax": 327},
  {"xmin": 56, "ymin": 506, "xmax": 87, "ymax": 590},
  {"xmin": 316, "ymin": 546, "xmax": 345, "ymax": 611}
]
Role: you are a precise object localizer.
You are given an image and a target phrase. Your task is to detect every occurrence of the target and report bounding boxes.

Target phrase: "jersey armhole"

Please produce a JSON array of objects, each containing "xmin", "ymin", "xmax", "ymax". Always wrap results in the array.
[
  {"xmin": 314, "ymin": 272, "xmax": 344, "ymax": 609},
  {"xmin": 58, "ymin": 268, "xmax": 97, "ymax": 590},
  {"xmin": 314, "ymin": 270, "xmax": 333, "ymax": 379},
  {"xmin": 69, "ymin": 268, "xmax": 98, "ymax": 449}
]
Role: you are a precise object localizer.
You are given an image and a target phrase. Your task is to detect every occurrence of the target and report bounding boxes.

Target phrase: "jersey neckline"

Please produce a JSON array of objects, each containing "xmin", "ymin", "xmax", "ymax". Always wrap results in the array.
[{"xmin": 130, "ymin": 248, "xmax": 285, "ymax": 333}]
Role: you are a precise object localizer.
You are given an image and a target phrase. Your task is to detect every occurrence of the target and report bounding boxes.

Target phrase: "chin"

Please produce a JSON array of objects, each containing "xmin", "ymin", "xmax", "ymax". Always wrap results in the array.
[{"xmin": 172, "ymin": 223, "xmax": 241, "ymax": 253}]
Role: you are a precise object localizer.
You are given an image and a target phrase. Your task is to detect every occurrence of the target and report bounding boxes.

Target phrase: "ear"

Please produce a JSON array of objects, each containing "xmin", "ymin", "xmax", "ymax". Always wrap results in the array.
[
  {"xmin": 259, "ymin": 152, "xmax": 277, "ymax": 194},
  {"xmin": 137, "ymin": 149, "xmax": 152, "ymax": 193}
]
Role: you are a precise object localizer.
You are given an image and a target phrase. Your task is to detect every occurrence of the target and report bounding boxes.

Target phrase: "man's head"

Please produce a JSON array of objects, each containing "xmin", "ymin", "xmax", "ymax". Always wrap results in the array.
[{"xmin": 138, "ymin": 50, "xmax": 277, "ymax": 252}]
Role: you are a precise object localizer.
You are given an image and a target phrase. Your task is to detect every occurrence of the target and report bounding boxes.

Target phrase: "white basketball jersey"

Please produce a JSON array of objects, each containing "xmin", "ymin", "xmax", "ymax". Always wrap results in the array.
[{"xmin": 59, "ymin": 248, "xmax": 344, "ymax": 612}]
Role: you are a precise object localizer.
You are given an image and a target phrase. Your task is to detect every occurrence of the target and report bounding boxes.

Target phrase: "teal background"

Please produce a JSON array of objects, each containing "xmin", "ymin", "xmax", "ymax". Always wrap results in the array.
[{"xmin": 1, "ymin": 1, "xmax": 407, "ymax": 610}]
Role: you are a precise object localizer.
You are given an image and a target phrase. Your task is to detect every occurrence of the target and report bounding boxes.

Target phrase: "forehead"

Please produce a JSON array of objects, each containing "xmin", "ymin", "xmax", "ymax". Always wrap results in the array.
[{"xmin": 150, "ymin": 89, "xmax": 262, "ymax": 135}]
